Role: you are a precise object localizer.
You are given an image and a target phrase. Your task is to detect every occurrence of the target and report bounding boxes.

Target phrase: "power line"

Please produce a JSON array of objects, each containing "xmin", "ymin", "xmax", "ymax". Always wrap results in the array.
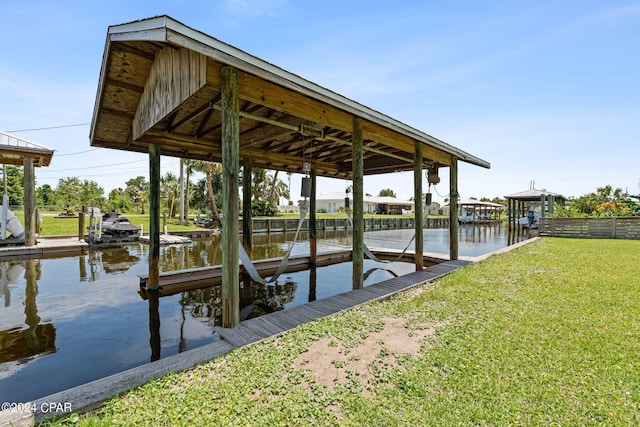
[
  {"xmin": 4, "ymin": 123, "xmax": 90, "ymax": 133},
  {"xmin": 56, "ymin": 148, "xmax": 100, "ymax": 156}
]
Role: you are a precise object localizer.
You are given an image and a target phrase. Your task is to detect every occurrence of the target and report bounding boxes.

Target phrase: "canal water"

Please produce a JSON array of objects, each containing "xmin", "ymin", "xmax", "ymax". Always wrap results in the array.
[{"xmin": 0, "ymin": 222, "xmax": 531, "ymax": 402}]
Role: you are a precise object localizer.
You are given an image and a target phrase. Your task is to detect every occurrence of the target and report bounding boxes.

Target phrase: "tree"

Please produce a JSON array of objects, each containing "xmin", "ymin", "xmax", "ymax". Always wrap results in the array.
[
  {"xmin": 191, "ymin": 161, "xmax": 221, "ymax": 221},
  {"xmin": 106, "ymin": 188, "xmax": 133, "ymax": 212},
  {"xmin": 2, "ymin": 165, "xmax": 24, "ymax": 205},
  {"xmin": 125, "ymin": 176, "xmax": 149, "ymax": 214},
  {"xmin": 36, "ymin": 183, "xmax": 55, "ymax": 207},
  {"xmin": 378, "ymin": 188, "xmax": 396, "ymax": 197},
  {"xmin": 56, "ymin": 177, "xmax": 82, "ymax": 212},
  {"xmin": 79, "ymin": 180, "xmax": 105, "ymax": 208},
  {"xmin": 161, "ymin": 172, "xmax": 179, "ymax": 217}
]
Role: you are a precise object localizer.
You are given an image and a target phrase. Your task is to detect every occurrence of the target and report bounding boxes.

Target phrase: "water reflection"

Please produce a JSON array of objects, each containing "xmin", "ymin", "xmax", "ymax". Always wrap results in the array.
[{"xmin": 0, "ymin": 259, "xmax": 56, "ymax": 373}]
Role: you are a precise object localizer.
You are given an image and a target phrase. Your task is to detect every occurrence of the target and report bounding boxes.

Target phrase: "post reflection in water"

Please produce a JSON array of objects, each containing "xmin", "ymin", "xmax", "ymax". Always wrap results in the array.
[
  {"xmin": 148, "ymin": 290, "xmax": 160, "ymax": 362},
  {"xmin": 0, "ymin": 259, "xmax": 56, "ymax": 368}
]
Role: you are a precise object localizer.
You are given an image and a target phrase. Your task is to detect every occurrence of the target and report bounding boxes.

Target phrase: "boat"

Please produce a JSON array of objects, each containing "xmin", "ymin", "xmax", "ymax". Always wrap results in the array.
[
  {"xmin": 519, "ymin": 210, "xmax": 540, "ymax": 229},
  {"xmin": 98, "ymin": 212, "xmax": 140, "ymax": 236}
]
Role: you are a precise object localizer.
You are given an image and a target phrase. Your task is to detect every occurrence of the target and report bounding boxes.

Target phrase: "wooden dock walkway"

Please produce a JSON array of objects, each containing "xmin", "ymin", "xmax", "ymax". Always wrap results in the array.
[
  {"xmin": 0, "ymin": 236, "xmax": 88, "ymax": 260},
  {"xmin": 215, "ymin": 259, "xmax": 469, "ymax": 346}
]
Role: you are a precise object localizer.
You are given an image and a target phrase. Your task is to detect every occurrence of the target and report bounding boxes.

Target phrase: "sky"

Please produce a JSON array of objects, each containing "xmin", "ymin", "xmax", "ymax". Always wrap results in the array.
[{"xmin": 0, "ymin": 0, "xmax": 638, "ymax": 205}]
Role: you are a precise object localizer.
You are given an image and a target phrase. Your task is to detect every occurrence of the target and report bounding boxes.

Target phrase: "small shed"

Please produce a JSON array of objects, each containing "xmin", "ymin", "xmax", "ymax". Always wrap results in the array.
[{"xmin": 0, "ymin": 131, "xmax": 55, "ymax": 246}]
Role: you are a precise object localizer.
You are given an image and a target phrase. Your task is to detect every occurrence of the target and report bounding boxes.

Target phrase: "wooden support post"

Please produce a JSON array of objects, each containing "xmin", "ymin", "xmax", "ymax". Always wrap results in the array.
[
  {"xmin": 413, "ymin": 141, "xmax": 424, "ymax": 271},
  {"xmin": 352, "ymin": 117, "xmax": 364, "ymax": 290},
  {"xmin": 78, "ymin": 212, "xmax": 85, "ymax": 241},
  {"xmin": 449, "ymin": 156, "xmax": 459, "ymax": 260},
  {"xmin": 148, "ymin": 144, "xmax": 161, "ymax": 291},
  {"xmin": 242, "ymin": 157, "xmax": 252, "ymax": 254},
  {"xmin": 179, "ymin": 159, "xmax": 185, "ymax": 223},
  {"xmin": 221, "ymin": 66, "xmax": 240, "ymax": 328},
  {"xmin": 310, "ymin": 168, "xmax": 317, "ymax": 266},
  {"xmin": 22, "ymin": 156, "xmax": 36, "ymax": 246}
]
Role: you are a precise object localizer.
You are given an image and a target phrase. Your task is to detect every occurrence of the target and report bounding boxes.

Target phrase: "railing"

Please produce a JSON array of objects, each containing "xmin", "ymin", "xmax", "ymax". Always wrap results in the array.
[{"xmin": 539, "ymin": 217, "xmax": 640, "ymax": 239}]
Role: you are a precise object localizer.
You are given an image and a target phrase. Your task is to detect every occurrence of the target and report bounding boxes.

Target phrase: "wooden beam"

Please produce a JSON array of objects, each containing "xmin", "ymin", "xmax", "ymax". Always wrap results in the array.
[
  {"xmin": 414, "ymin": 141, "xmax": 424, "ymax": 271},
  {"xmin": 221, "ymin": 66, "xmax": 240, "ymax": 328},
  {"xmin": 22, "ymin": 156, "xmax": 36, "ymax": 246},
  {"xmin": 449, "ymin": 157, "xmax": 459, "ymax": 260},
  {"xmin": 352, "ymin": 117, "xmax": 364, "ymax": 290},
  {"xmin": 207, "ymin": 61, "xmax": 451, "ymax": 165}
]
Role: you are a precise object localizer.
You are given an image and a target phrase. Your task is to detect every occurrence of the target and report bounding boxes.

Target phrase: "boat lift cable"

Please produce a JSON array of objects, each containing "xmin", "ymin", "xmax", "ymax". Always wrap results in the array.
[
  {"xmin": 239, "ymin": 201, "xmax": 310, "ymax": 285},
  {"xmin": 345, "ymin": 198, "xmax": 428, "ymax": 264}
]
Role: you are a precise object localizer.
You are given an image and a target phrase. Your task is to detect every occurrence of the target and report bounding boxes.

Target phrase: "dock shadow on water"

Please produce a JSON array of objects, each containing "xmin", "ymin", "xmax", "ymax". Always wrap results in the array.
[{"xmin": 0, "ymin": 223, "xmax": 530, "ymax": 402}]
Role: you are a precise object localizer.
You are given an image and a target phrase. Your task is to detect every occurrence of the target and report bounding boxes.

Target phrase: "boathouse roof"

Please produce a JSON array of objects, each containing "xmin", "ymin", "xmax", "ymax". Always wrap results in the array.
[
  {"xmin": 505, "ymin": 189, "xmax": 567, "ymax": 202},
  {"xmin": 0, "ymin": 131, "xmax": 54, "ymax": 167},
  {"xmin": 90, "ymin": 15, "xmax": 489, "ymax": 178}
]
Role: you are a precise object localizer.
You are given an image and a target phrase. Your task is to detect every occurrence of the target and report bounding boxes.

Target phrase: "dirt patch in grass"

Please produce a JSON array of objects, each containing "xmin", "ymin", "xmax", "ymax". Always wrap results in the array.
[{"xmin": 292, "ymin": 316, "xmax": 451, "ymax": 394}]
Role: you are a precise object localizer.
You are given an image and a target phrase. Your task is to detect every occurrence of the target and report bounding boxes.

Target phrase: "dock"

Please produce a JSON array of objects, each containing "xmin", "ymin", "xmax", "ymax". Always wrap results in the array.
[
  {"xmin": 0, "ymin": 236, "xmax": 88, "ymax": 260},
  {"xmin": 138, "ymin": 234, "xmax": 192, "ymax": 245}
]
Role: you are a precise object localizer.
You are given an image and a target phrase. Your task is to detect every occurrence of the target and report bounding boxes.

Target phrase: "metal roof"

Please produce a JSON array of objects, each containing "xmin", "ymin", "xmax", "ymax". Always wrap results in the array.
[
  {"xmin": 0, "ymin": 131, "xmax": 54, "ymax": 167},
  {"xmin": 505, "ymin": 189, "xmax": 567, "ymax": 201},
  {"xmin": 91, "ymin": 15, "xmax": 490, "ymax": 179}
]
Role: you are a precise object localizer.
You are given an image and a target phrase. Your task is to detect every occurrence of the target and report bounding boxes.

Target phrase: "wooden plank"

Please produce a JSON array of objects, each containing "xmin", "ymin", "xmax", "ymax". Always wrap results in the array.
[
  {"xmin": 216, "ymin": 324, "xmax": 265, "ymax": 347},
  {"xmin": 240, "ymin": 315, "xmax": 288, "ymax": 337}
]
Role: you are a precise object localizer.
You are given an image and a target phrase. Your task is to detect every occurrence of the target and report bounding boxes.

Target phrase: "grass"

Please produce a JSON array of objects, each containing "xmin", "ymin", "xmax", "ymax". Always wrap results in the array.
[
  {"xmin": 33, "ymin": 213, "xmax": 203, "ymax": 236},
  {"xmin": 42, "ymin": 238, "xmax": 640, "ymax": 426}
]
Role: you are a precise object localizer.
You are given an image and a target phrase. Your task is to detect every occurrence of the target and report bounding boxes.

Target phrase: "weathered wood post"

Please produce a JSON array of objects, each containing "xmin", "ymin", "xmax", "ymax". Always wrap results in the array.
[
  {"xmin": 148, "ymin": 143, "xmax": 161, "ymax": 290},
  {"xmin": 413, "ymin": 141, "xmax": 424, "ymax": 271},
  {"xmin": 78, "ymin": 212, "xmax": 85, "ymax": 241},
  {"xmin": 221, "ymin": 66, "xmax": 240, "ymax": 328},
  {"xmin": 310, "ymin": 168, "xmax": 317, "ymax": 266},
  {"xmin": 23, "ymin": 156, "xmax": 36, "ymax": 246},
  {"xmin": 242, "ymin": 157, "xmax": 252, "ymax": 254},
  {"xmin": 148, "ymin": 143, "xmax": 161, "ymax": 360},
  {"xmin": 449, "ymin": 156, "xmax": 459, "ymax": 260},
  {"xmin": 352, "ymin": 117, "xmax": 364, "ymax": 290}
]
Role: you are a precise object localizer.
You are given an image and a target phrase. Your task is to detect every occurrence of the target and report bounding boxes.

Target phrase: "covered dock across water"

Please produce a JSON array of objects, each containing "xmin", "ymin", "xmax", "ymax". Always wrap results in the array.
[{"xmin": 90, "ymin": 15, "xmax": 490, "ymax": 328}]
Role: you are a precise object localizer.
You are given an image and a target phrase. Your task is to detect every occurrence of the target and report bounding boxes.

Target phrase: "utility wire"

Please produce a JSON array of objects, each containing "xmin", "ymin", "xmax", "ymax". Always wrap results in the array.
[
  {"xmin": 56, "ymin": 148, "xmax": 99, "ymax": 156},
  {"xmin": 4, "ymin": 123, "xmax": 90, "ymax": 133}
]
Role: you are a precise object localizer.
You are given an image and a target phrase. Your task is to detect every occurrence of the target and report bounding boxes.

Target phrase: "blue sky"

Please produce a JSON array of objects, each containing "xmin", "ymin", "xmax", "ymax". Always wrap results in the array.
[{"xmin": 1, "ymin": 0, "xmax": 638, "ymax": 203}]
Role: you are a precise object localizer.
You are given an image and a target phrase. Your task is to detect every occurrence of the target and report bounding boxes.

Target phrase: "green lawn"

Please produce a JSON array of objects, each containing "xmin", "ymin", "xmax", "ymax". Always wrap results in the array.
[
  {"xmin": 35, "ymin": 213, "xmax": 202, "ymax": 236},
  {"xmin": 43, "ymin": 238, "xmax": 640, "ymax": 426}
]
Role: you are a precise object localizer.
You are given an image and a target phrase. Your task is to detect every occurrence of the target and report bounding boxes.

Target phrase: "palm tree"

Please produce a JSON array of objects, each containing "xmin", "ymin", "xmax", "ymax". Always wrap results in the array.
[
  {"xmin": 191, "ymin": 160, "xmax": 221, "ymax": 222},
  {"xmin": 160, "ymin": 172, "xmax": 179, "ymax": 217},
  {"xmin": 180, "ymin": 159, "xmax": 195, "ymax": 224}
]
